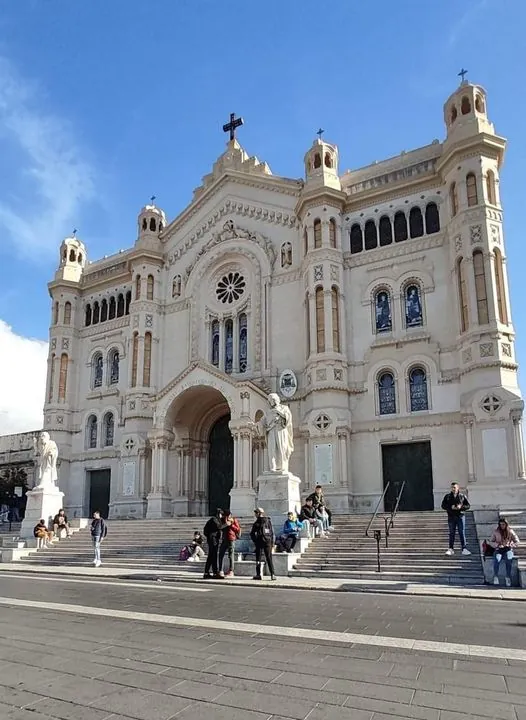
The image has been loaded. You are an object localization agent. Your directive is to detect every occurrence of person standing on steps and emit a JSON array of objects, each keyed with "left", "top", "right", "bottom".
[
  {"left": 90, "top": 510, "right": 107, "bottom": 568},
  {"left": 441, "top": 482, "right": 471, "bottom": 556},
  {"left": 250, "top": 507, "right": 276, "bottom": 581},
  {"left": 203, "top": 508, "right": 224, "bottom": 580}
]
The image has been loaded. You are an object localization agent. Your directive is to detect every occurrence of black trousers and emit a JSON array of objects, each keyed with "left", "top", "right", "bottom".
[
  {"left": 255, "top": 542, "right": 275, "bottom": 576},
  {"left": 204, "top": 541, "right": 219, "bottom": 575}
]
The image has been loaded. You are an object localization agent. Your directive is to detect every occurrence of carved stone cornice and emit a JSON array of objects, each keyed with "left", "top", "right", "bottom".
[
  {"left": 351, "top": 411, "right": 463, "bottom": 434},
  {"left": 273, "top": 269, "right": 301, "bottom": 286},
  {"left": 80, "top": 260, "right": 129, "bottom": 287},
  {"left": 344, "top": 175, "right": 441, "bottom": 213},
  {"left": 163, "top": 298, "right": 191, "bottom": 315},
  {"left": 80, "top": 316, "right": 130, "bottom": 338},
  {"left": 344, "top": 233, "right": 444, "bottom": 268}
]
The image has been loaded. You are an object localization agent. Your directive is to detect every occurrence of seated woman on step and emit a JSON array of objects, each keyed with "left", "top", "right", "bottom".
[
  {"left": 489, "top": 517, "right": 520, "bottom": 587},
  {"left": 34, "top": 519, "right": 53, "bottom": 549},
  {"left": 276, "top": 512, "right": 303, "bottom": 553},
  {"left": 186, "top": 531, "right": 206, "bottom": 562}
]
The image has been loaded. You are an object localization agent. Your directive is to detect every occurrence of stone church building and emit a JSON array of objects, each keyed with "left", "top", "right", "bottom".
[{"left": 42, "top": 78, "right": 525, "bottom": 519}]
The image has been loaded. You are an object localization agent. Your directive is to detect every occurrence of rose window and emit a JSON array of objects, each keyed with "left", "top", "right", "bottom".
[
  {"left": 216, "top": 272, "right": 246, "bottom": 304},
  {"left": 481, "top": 395, "right": 502, "bottom": 414}
]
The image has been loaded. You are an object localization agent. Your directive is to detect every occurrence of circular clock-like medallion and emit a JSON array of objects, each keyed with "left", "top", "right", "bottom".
[{"left": 216, "top": 272, "right": 246, "bottom": 304}]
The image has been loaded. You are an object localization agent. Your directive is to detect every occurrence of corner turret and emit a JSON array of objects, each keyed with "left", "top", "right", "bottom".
[{"left": 55, "top": 234, "right": 86, "bottom": 283}]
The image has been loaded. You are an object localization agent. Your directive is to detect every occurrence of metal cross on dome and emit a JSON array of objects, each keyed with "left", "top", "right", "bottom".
[
  {"left": 223, "top": 113, "right": 244, "bottom": 142},
  {"left": 458, "top": 68, "right": 468, "bottom": 83},
  {"left": 316, "top": 128, "right": 324, "bottom": 140}
]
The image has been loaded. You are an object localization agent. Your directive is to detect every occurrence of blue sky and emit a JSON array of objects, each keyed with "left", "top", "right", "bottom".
[{"left": 0, "top": 0, "right": 524, "bottom": 432}]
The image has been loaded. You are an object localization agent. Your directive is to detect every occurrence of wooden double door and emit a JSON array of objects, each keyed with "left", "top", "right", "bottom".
[{"left": 382, "top": 441, "right": 434, "bottom": 512}]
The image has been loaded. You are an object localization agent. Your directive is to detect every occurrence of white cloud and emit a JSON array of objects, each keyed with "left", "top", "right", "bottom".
[
  {"left": 0, "top": 320, "right": 47, "bottom": 435},
  {"left": 0, "top": 56, "right": 96, "bottom": 257},
  {"left": 448, "top": 0, "right": 490, "bottom": 47}
]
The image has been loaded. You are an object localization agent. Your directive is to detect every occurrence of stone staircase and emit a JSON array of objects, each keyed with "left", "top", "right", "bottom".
[{"left": 291, "top": 511, "right": 485, "bottom": 586}]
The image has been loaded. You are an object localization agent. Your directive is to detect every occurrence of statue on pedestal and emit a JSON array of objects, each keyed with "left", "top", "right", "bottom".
[
  {"left": 33, "top": 432, "right": 59, "bottom": 490},
  {"left": 257, "top": 393, "right": 294, "bottom": 474}
]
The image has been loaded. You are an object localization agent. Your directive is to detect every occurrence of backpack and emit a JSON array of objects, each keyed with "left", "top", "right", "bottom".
[
  {"left": 179, "top": 546, "right": 190, "bottom": 561},
  {"left": 482, "top": 540, "right": 494, "bottom": 558}
]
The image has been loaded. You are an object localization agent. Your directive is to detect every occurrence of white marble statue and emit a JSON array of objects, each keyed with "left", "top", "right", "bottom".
[
  {"left": 33, "top": 432, "right": 59, "bottom": 490},
  {"left": 257, "top": 393, "right": 294, "bottom": 474}
]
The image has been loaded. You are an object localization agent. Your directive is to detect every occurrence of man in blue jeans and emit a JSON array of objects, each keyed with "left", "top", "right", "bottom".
[{"left": 441, "top": 482, "right": 471, "bottom": 556}]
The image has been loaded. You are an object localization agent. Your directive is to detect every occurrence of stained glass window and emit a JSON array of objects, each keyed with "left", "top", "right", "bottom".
[
  {"left": 409, "top": 368, "right": 428, "bottom": 412},
  {"left": 225, "top": 319, "right": 233, "bottom": 374},
  {"left": 211, "top": 321, "right": 220, "bottom": 366},
  {"left": 103, "top": 413, "right": 114, "bottom": 447},
  {"left": 239, "top": 314, "right": 247, "bottom": 373},
  {"left": 378, "top": 372, "right": 396, "bottom": 415},
  {"left": 87, "top": 415, "right": 97, "bottom": 449},
  {"left": 110, "top": 351, "right": 119, "bottom": 384}
]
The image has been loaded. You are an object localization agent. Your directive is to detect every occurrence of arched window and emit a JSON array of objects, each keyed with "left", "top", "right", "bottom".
[
  {"left": 149, "top": 218, "right": 156, "bottom": 232},
  {"left": 211, "top": 320, "right": 220, "bottom": 366},
  {"left": 379, "top": 216, "right": 393, "bottom": 246},
  {"left": 109, "top": 350, "right": 119, "bottom": 385},
  {"left": 364, "top": 220, "right": 378, "bottom": 250},
  {"left": 457, "top": 258, "right": 469, "bottom": 332},
  {"left": 85, "top": 304, "right": 92, "bottom": 327},
  {"left": 329, "top": 218, "right": 337, "bottom": 248},
  {"left": 224, "top": 319, "right": 233, "bottom": 374},
  {"left": 93, "top": 353, "right": 103, "bottom": 388},
  {"left": 131, "top": 332, "right": 139, "bottom": 387},
  {"left": 486, "top": 170, "right": 496, "bottom": 205},
  {"left": 331, "top": 287, "right": 340, "bottom": 353},
  {"left": 303, "top": 228, "right": 308, "bottom": 255},
  {"left": 315, "top": 287, "right": 325, "bottom": 353},
  {"left": 48, "top": 354, "right": 56, "bottom": 402},
  {"left": 143, "top": 332, "right": 152, "bottom": 386},
  {"left": 93, "top": 301, "right": 100, "bottom": 325},
  {"left": 100, "top": 298, "right": 108, "bottom": 323},
  {"left": 350, "top": 224, "right": 363, "bottom": 254},
  {"left": 103, "top": 412, "right": 114, "bottom": 447},
  {"left": 58, "top": 353, "right": 68, "bottom": 403},
  {"left": 405, "top": 285, "right": 423, "bottom": 327},
  {"left": 425, "top": 202, "right": 440, "bottom": 234},
  {"left": 280, "top": 242, "right": 292, "bottom": 267},
  {"left": 147, "top": 274, "right": 154, "bottom": 300},
  {"left": 375, "top": 290, "right": 392, "bottom": 333},
  {"left": 394, "top": 211, "right": 408, "bottom": 242},
  {"left": 313, "top": 153, "right": 321, "bottom": 169},
  {"left": 473, "top": 250, "right": 489, "bottom": 325},
  {"left": 313, "top": 219, "right": 322, "bottom": 249},
  {"left": 69, "top": 249, "right": 76, "bottom": 262},
  {"left": 324, "top": 152, "right": 333, "bottom": 168},
  {"left": 117, "top": 294, "right": 124, "bottom": 317},
  {"left": 53, "top": 301, "right": 59, "bottom": 325},
  {"left": 409, "top": 367, "right": 429, "bottom": 412},
  {"left": 450, "top": 182, "right": 458, "bottom": 217},
  {"left": 461, "top": 96, "right": 471, "bottom": 115},
  {"left": 450, "top": 105, "right": 458, "bottom": 123},
  {"left": 494, "top": 249, "right": 508, "bottom": 324},
  {"left": 125, "top": 291, "right": 131, "bottom": 315},
  {"left": 239, "top": 313, "right": 248, "bottom": 372},
  {"left": 108, "top": 296, "right": 116, "bottom": 320},
  {"left": 63, "top": 302, "right": 72, "bottom": 325},
  {"left": 409, "top": 207, "right": 424, "bottom": 238},
  {"left": 87, "top": 415, "right": 97, "bottom": 449},
  {"left": 135, "top": 274, "right": 141, "bottom": 300},
  {"left": 172, "top": 275, "right": 182, "bottom": 298},
  {"left": 466, "top": 173, "right": 478, "bottom": 206},
  {"left": 142, "top": 218, "right": 147, "bottom": 231},
  {"left": 475, "top": 94, "right": 485, "bottom": 113},
  {"left": 78, "top": 253, "right": 83, "bottom": 264},
  {"left": 378, "top": 372, "right": 396, "bottom": 415}
]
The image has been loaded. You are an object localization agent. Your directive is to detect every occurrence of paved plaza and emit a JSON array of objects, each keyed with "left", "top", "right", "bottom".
[{"left": 0, "top": 572, "right": 524, "bottom": 719}]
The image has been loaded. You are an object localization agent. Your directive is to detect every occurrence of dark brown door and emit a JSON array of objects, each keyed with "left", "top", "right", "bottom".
[
  {"left": 208, "top": 414, "right": 233, "bottom": 515},
  {"left": 89, "top": 469, "right": 111, "bottom": 518},
  {"left": 382, "top": 441, "right": 433, "bottom": 512}
]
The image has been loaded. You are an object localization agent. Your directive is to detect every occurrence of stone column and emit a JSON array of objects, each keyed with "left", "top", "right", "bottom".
[
  {"left": 485, "top": 251, "right": 497, "bottom": 324},
  {"left": 146, "top": 431, "right": 174, "bottom": 518},
  {"left": 464, "top": 256, "right": 478, "bottom": 328},
  {"left": 338, "top": 430, "right": 349, "bottom": 489},
  {"left": 229, "top": 418, "right": 256, "bottom": 516},
  {"left": 218, "top": 320, "right": 225, "bottom": 372},
  {"left": 463, "top": 417, "right": 476, "bottom": 484},
  {"left": 303, "top": 434, "right": 310, "bottom": 487},
  {"left": 512, "top": 414, "right": 526, "bottom": 480},
  {"left": 307, "top": 292, "right": 316, "bottom": 357}
]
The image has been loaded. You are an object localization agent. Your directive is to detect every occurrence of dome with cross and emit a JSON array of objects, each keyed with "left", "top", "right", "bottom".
[
  {"left": 137, "top": 197, "right": 167, "bottom": 239},
  {"left": 304, "top": 134, "right": 340, "bottom": 191}
]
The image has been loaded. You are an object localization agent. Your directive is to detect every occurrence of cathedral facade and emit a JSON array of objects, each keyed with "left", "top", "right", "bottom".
[{"left": 43, "top": 79, "right": 526, "bottom": 520}]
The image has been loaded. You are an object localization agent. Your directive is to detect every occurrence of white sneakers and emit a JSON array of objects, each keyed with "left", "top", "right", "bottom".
[
  {"left": 462, "top": 548, "right": 471, "bottom": 556},
  {"left": 95, "top": 560, "right": 101, "bottom": 568},
  {"left": 493, "top": 576, "right": 500, "bottom": 585},
  {"left": 445, "top": 549, "right": 454, "bottom": 556},
  {"left": 506, "top": 578, "right": 512, "bottom": 587}
]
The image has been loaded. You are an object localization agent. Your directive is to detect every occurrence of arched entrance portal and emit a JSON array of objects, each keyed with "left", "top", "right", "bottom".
[{"left": 208, "top": 414, "right": 233, "bottom": 514}]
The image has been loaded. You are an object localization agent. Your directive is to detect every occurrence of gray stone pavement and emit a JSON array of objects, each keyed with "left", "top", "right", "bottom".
[{"left": 0, "top": 573, "right": 525, "bottom": 719}]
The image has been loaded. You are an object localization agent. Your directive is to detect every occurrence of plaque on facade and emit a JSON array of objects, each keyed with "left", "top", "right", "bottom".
[
  {"left": 314, "top": 443, "right": 333, "bottom": 485},
  {"left": 279, "top": 369, "right": 298, "bottom": 399},
  {"left": 482, "top": 428, "right": 509, "bottom": 478},
  {"left": 122, "top": 461, "right": 136, "bottom": 496}
]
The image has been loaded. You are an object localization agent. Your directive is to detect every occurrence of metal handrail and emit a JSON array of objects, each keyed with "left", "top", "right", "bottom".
[
  {"left": 384, "top": 480, "right": 406, "bottom": 549},
  {"left": 365, "top": 481, "right": 391, "bottom": 538}
]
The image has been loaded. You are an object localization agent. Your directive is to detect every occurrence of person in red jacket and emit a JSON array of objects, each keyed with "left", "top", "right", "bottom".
[{"left": 219, "top": 510, "right": 241, "bottom": 577}]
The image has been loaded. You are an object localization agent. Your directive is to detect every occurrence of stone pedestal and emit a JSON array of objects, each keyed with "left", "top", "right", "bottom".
[
  {"left": 146, "top": 492, "right": 172, "bottom": 519},
  {"left": 172, "top": 496, "right": 189, "bottom": 517},
  {"left": 229, "top": 487, "right": 257, "bottom": 517},
  {"left": 20, "top": 487, "right": 64, "bottom": 539},
  {"left": 256, "top": 471, "right": 301, "bottom": 528}
]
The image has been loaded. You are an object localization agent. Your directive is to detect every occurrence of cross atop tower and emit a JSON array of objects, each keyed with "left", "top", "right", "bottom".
[
  {"left": 223, "top": 113, "right": 244, "bottom": 142},
  {"left": 72, "top": 228, "right": 77, "bottom": 237},
  {"left": 458, "top": 67, "right": 468, "bottom": 84},
  {"left": 150, "top": 195, "right": 156, "bottom": 205},
  {"left": 316, "top": 128, "right": 324, "bottom": 140}
]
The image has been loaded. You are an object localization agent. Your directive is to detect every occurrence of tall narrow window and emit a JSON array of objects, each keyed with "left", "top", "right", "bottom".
[
  {"left": 378, "top": 372, "right": 396, "bottom": 415},
  {"left": 150, "top": 218, "right": 156, "bottom": 232},
  {"left": 315, "top": 287, "right": 325, "bottom": 353},
  {"left": 486, "top": 170, "right": 496, "bottom": 205},
  {"left": 135, "top": 274, "right": 141, "bottom": 300},
  {"left": 58, "top": 353, "right": 68, "bottom": 403},
  {"left": 93, "top": 353, "right": 103, "bottom": 388},
  {"left": 364, "top": 220, "right": 378, "bottom": 250},
  {"left": 87, "top": 415, "right": 98, "bottom": 449},
  {"left": 63, "top": 302, "right": 72, "bottom": 325},
  {"left": 103, "top": 412, "right": 114, "bottom": 447},
  {"left": 394, "top": 211, "right": 408, "bottom": 242},
  {"left": 108, "top": 296, "right": 116, "bottom": 320},
  {"left": 239, "top": 313, "right": 248, "bottom": 372},
  {"left": 329, "top": 219, "right": 337, "bottom": 248},
  {"left": 93, "top": 301, "right": 100, "bottom": 325},
  {"left": 224, "top": 319, "right": 233, "bottom": 373},
  {"left": 85, "top": 304, "right": 92, "bottom": 326},
  {"left": 303, "top": 228, "right": 308, "bottom": 255},
  {"left": 375, "top": 290, "right": 392, "bottom": 333},
  {"left": 466, "top": 173, "right": 478, "bottom": 206},
  {"left": 147, "top": 274, "right": 154, "bottom": 300},
  {"left": 379, "top": 216, "right": 393, "bottom": 246},
  {"left": 313, "top": 219, "right": 322, "bottom": 249},
  {"left": 131, "top": 332, "right": 139, "bottom": 388},
  {"left": 457, "top": 257, "right": 469, "bottom": 332},
  {"left": 48, "top": 354, "right": 56, "bottom": 402},
  {"left": 405, "top": 285, "right": 423, "bottom": 328},
  {"left": 100, "top": 298, "right": 108, "bottom": 322},
  {"left": 350, "top": 224, "right": 363, "bottom": 254},
  {"left": 117, "top": 294, "right": 124, "bottom": 317},
  {"left": 331, "top": 287, "right": 340, "bottom": 353},
  {"left": 305, "top": 294, "right": 310, "bottom": 358},
  {"left": 461, "top": 96, "right": 471, "bottom": 115},
  {"left": 494, "top": 249, "right": 508, "bottom": 324},
  {"left": 125, "top": 291, "right": 131, "bottom": 315},
  {"left": 109, "top": 350, "right": 119, "bottom": 384},
  {"left": 409, "top": 367, "right": 429, "bottom": 412},
  {"left": 450, "top": 182, "right": 458, "bottom": 217},
  {"left": 211, "top": 320, "right": 220, "bottom": 366},
  {"left": 473, "top": 250, "right": 489, "bottom": 325},
  {"left": 409, "top": 207, "right": 424, "bottom": 238},
  {"left": 143, "top": 332, "right": 152, "bottom": 386},
  {"left": 425, "top": 202, "right": 440, "bottom": 234},
  {"left": 53, "top": 302, "right": 59, "bottom": 325}
]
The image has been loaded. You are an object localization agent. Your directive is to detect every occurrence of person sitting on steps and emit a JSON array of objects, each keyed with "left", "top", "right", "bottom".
[
  {"left": 306, "top": 485, "right": 334, "bottom": 531},
  {"left": 441, "top": 482, "right": 471, "bottom": 556},
  {"left": 250, "top": 507, "right": 276, "bottom": 581},
  {"left": 299, "top": 498, "right": 326, "bottom": 538},
  {"left": 53, "top": 509, "right": 72, "bottom": 539},
  {"left": 276, "top": 511, "right": 303, "bottom": 553},
  {"left": 489, "top": 517, "right": 520, "bottom": 587},
  {"left": 34, "top": 519, "right": 53, "bottom": 549},
  {"left": 186, "top": 531, "right": 205, "bottom": 562}
]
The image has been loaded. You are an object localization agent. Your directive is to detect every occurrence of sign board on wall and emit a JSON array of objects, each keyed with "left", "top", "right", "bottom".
[
  {"left": 482, "top": 428, "right": 509, "bottom": 477},
  {"left": 314, "top": 443, "right": 333, "bottom": 485},
  {"left": 122, "top": 462, "right": 136, "bottom": 497}
]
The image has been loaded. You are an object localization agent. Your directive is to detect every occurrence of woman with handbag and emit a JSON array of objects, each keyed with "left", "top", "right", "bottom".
[{"left": 489, "top": 517, "right": 520, "bottom": 587}]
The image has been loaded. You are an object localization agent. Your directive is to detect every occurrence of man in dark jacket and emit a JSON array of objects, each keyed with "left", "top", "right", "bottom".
[
  {"left": 306, "top": 485, "right": 334, "bottom": 529},
  {"left": 219, "top": 510, "right": 241, "bottom": 577},
  {"left": 299, "top": 498, "right": 325, "bottom": 537},
  {"left": 250, "top": 507, "right": 276, "bottom": 581},
  {"left": 441, "top": 483, "right": 471, "bottom": 556},
  {"left": 203, "top": 508, "right": 224, "bottom": 579}
]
